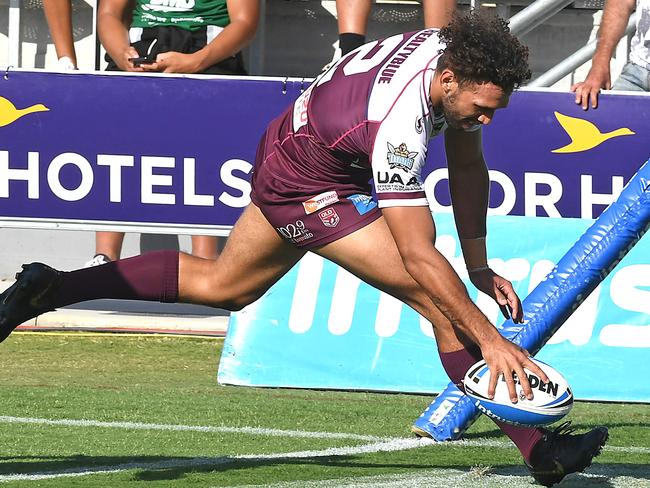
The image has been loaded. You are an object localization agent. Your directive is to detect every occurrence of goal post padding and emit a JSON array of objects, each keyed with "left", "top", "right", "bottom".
[{"left": 414, "top": 158, "right": 650, "bottom": 441}]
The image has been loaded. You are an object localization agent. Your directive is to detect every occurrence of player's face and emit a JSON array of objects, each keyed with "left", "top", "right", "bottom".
[{"left": 441, "top": 80, "right": 510, "bottom": 130}]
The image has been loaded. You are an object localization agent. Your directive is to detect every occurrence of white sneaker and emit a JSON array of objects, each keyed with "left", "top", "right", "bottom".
[
  {"left": 84, "top": 254, "right": 111, "bottom": 268},
  {"left": 57, "top": 56, "right": 77, "bottom": 71}
]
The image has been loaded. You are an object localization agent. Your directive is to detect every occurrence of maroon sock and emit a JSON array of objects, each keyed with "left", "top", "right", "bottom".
[
  {"left": 438, "top": 346, "right": 544, "bottom": 463},
  {"left": 51, "top": 250, "right": 179, "bottom": 308}
]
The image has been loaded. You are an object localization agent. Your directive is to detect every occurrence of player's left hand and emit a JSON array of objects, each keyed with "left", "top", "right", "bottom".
[
  {"left": 468, "top": 268, "right": 524, "bottom": 323},
  {"left": 141, "top": 51, "right": 202, "bottom": 74}
]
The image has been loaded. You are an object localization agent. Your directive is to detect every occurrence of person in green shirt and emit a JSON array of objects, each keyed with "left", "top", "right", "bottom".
[
  {"left": 98, "top": 0, "right": 259, "bottom": 74},
  {"left": 87, "top": 0, "right": 259, "bottom": 268}
]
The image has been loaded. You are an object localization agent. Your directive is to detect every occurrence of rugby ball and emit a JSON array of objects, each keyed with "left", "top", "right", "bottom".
[{"left": 462, "top": 358, "right": 573, "bottom": 426}]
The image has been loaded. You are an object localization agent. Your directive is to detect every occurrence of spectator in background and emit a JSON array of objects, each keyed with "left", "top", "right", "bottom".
[
  {"left": 571, "top": 0, "right": 644, "bottom": 110},
  {"left": 43, "top": 0, "right": 77, "bottom": 70},
  {"left": 86, "top": 0, "right": 260, "bottom": 267},
  {"left": 335, "top": 0, "right": 456, "bottom": 56}
]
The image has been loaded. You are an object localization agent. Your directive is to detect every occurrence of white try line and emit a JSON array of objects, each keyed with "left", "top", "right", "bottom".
[
  {"left": 1, "top": 415, "right": 648, "bottom": 483},
  {"left": 1, "top": 415, "right": 648, "bottom": 454}
]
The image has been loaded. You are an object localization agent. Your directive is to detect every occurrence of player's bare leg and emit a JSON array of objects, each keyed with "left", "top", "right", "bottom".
[
  {"left": 315, "top": 215, "right": 608, "bottom": 480},
  {"left": 315, "top": 215, "right": 469, "bottom": 352},
  {"left": 179, "top": 204, "right": 305, "bottom": 309},
  {"left": 318, "top": 217, "right": 607, "bottom": 484},
  {"left": 0, "top": 204, "right": 304, "bottom": 341}
]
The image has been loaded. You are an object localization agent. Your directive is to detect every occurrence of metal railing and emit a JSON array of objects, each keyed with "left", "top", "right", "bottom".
[
  {"left": 529, "top": 14, "right": 637, "bottom": 87},
  {"left": 509, "top": 0, "right": 576, "bottom": 36}
]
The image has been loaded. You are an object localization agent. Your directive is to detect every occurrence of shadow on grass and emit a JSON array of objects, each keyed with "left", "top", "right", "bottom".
[
  {"left": 464, "top": 419, "right": 641, "bottom": 440},
  {"left": 0, "top": 454, "right": 646, "bottom": 486}
]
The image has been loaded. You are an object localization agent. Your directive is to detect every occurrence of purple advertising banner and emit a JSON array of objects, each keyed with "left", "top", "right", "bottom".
[
  {"left": 0, "top": 70, "right": 303, "bottom": 234},
  {"left": 425, "top": 90, "right": 650, "bottom": 219},
  {"left": 1, "top": 70, "right": 650, "bottom": 232}
]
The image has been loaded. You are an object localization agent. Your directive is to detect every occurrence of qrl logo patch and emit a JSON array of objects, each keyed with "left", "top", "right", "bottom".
[{"left": 318, "top": 208, "right": 340, "bottom": 227}]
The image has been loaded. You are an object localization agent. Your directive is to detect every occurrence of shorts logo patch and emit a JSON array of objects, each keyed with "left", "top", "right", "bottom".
[
  {"left": 348, "top": 194, "right": 377, "bottom": 215},
  {"left": 276, "top": 219, "right": 314, "bottom": 244},
  {"left": 302, "top": 191, "right": 339, "bottom": 215},
  {"left": 318, "top": 208, "right": 340, "bottom": 228}
]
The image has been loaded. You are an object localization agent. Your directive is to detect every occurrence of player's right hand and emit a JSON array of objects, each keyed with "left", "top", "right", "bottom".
[
  {"left": 480, "top": 337, "right": 550, "bottom": 403},
  {"left": 571, "top": 66, "right": 611, "bottom": 110}
]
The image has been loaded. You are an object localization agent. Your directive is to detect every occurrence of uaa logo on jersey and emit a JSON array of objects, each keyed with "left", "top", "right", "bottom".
[{"left": 387, "top": 142, "right": 418, "bottom": 171}]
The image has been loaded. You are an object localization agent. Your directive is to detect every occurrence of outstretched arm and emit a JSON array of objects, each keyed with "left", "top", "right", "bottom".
[
  {"left": 382, "top": 205, "right": 546, "bottom": 402},
  {"left": 445, "top": 126, "right": 523, "bottom": 323},
  {"left": 571, "top": 0, "right": 636, "bottom": 110}
]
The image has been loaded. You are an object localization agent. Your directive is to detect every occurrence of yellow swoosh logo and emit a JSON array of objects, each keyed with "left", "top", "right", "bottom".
[
  {"left": 552, "top": 111, "right": 634, "bottom": 153},
  {"left": 0, "top": 96, "right": 49, "bottom": 128}
]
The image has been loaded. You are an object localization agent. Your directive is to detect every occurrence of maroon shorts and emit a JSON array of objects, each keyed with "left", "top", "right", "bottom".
[{"left": 250, "top": 133, "right": 381, "bottom": 250}]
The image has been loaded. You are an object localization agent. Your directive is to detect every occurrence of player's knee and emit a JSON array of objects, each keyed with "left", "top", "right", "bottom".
[
  {"left": 192, "top": 272, "right": 263, "bottom": 311},
  {"left": 215, "top": 293, "right": 258, "bottom": 312},
  {"left": 220, "top": 299, "right": 247, "bottom": 312}
]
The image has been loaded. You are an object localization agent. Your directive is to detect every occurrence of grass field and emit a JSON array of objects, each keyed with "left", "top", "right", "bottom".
[{"left": 0, "top": 333, "right": 648, "bottom": 487}]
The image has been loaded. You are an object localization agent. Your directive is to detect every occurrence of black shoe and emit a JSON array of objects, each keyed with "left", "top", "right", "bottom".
[
  {"left": 526, "top": 421, "right": 608, "bottom": 486},
  {"left": 0, "top": 263, "right": 62, "bottom": 343}
]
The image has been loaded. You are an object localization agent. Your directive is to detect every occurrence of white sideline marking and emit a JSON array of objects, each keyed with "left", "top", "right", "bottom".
[
  {"left": 0, "top": 438, "right": 434, "bottom": 482},
  {"left": 0, "top": 415, "right": 384, "bottom": 442}
]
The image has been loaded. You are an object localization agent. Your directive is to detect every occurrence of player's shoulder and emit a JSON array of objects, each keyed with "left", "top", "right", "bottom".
[{"left": 367, "top": 29, "right": 443, "bottom": 122}]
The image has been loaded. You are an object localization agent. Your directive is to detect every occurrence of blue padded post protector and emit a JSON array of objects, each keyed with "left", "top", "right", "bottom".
[{"left": 414, "top": 159, "right": 650, "bottom": 441}]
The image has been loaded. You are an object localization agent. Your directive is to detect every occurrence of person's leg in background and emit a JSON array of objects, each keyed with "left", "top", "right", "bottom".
[
  {"left": 42, "top": 0, "right": 78, "bottom": 70},
  {"left": 422, "top": 0, "right": 456, "bottom": 28},
  {"left": 85, "top": 231, "right": 125, "bottom": 267},
  {"left": 334, "top": 0, "right": 457, "bottom": 59},
  {"left": 336, "top": 0, "right": 371, "bottom": 56},
  {"left": 89, "top": 233, "right": 220, "bottom": 266},
  {"left": 612, "top": 61, "right": 650, "bottom": 92},
  {"left": 190, "top": 236, "right": 219, "bottom": 260}
]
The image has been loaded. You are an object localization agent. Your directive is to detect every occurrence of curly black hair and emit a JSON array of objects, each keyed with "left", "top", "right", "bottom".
[{"left": 436, "top": 11, "right": 531, "bottom": 93}]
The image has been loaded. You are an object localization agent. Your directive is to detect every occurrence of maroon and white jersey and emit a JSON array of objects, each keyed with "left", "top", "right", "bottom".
[{"left": 263, "top": 29, "right": 449, "bottom": 208}]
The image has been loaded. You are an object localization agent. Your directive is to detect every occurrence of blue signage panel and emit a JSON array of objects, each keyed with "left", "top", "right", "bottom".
[{"left": 219, "top": 213, "right": 650, "bottom": 402}]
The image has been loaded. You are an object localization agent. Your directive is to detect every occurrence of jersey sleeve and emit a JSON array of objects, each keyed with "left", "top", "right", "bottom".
[{"left": 370, "top": 79, "right": 430, "bottom": 208}]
